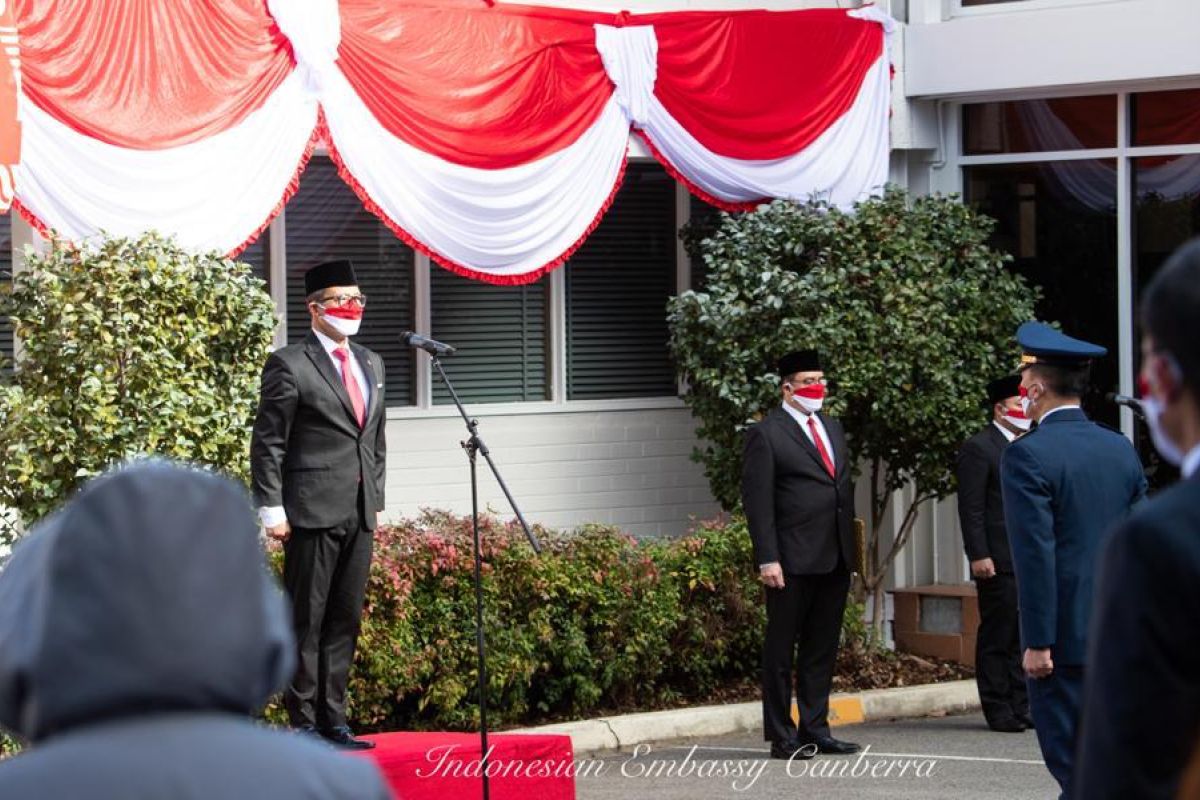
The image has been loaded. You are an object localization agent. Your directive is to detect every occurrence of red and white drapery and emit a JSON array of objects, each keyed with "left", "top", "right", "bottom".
[
  {"left": 11, "top": 0, "right": 893, "bottom": 285},
  {"left": 0, "top": 1, "right": 19, "bottom": 212}
]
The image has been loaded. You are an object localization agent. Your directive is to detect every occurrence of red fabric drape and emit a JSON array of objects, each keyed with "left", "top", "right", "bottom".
[
  {"left": 647, "top": 9, "right": 882, "bottom": 160},
  {"left": 337, "top": 0, "right": 612, "bottom": 169},
  {"left": 13, "top": 0, "right": 294, "bottom": 149}
]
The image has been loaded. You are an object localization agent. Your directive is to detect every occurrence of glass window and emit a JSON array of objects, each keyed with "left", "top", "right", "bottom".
[
  {"left": 965, "top": 160, "right": 1120, "bottom": 427},
  {"left": 1133, "top": 153, "right": 1200, "bottom": 482},
  {"left": 564, "top": 161, "right": 677, "bottom": 400},
  {"left": 1131, "top": 89, "right": 1200, "bottom": 147},
  {"left": 429, "top": 266, "right": 549, "bottom": 404},
  {"left": 963, "top": 96, "right": 1116, "bottom": 155},
  {"left": 284, "top": 155, "right": 415, "bottom": 407}
]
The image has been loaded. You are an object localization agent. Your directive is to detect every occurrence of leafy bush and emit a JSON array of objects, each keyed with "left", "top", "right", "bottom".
[
  {"left": 265, "top": 512, "right": 772, "bottom": 731},
  {"left": 669, "top": 188, "right": 1039, "bottom": 631},
  {"left": 0, "top": 233, "right": 276, "bottom": 540}
]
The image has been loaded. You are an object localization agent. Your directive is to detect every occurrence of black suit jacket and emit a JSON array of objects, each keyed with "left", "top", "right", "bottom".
[
  {"left": 741, "top": 406, "right": 855, "bottom": 575},
  {"left": 1075, "top": 472, "right": 1200, "bottom": 800},
  {"left": 956, "top": 424, "right": 1014, "bottom": 573},
  {"left": 250, "top": 332, "right": 387, "bottom": 531}
]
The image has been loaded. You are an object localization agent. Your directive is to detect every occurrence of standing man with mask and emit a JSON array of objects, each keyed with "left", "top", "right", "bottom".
[
  {"left": 1000, "top": 322, "right": 1146, "bottom": 798},
  {"left": 1075, "top": 238, "right": 1200, "bottom": 799},
  {"left": 742, "top": 350, "right": 859, "bottom": 762},
  {"left": 956, "top": 374, "right": 1032, "bottom": 734},
  {"left": 251, "top": 260, "right": 387, "bottom": 750}
]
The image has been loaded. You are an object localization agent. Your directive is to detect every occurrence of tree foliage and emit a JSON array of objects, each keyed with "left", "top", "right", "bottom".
[
  {"left": 0, "top": 233, "right": 276, "bottom": 539},
  {"left": 668, "top": 188, "right": 1039, "bottom": 624}
]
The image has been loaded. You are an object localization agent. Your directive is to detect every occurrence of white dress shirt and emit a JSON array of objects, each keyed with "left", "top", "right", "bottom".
[
  {"left": 992, "top": 420, "right": 1019, "bottom": 443},
  {"left": 258, "top": 329, "right": 371, "bottom": 528},
  {"left": 1038, "top": 404, "right": 1081, "bottom": 423},
  {"left": 1182, "top": 444, "right": 1200, "bottom": 480}
]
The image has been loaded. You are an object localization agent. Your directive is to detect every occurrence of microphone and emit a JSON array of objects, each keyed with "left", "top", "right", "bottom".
[
  {"left": 402, "top": 331, "right": 456, "bottom": 357},
  {"left": 1106, "top": 392, "right": 1145, "bottom": 419}
]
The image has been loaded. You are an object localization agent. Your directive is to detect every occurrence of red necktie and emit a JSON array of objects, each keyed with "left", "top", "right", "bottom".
[
  {"left": 807, "top": 416, "right": 835, "bottom": 477},
  {"left": 332, "top": 347, "right": 366, "bottom": 428}
]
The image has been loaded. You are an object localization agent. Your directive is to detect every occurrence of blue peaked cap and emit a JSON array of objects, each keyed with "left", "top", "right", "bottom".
[{"left": 1016, "top": 321, "right": 1107, "bottom": 368}]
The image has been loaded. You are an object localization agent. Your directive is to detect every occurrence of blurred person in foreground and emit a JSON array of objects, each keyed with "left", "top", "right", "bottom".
[
  {"left": 0, "top": 460, "right": 389, "bottom": 800},
  {"left": 1000, "top": 321, "right": 1146, "bottom": 799},
  {"left": 1075, "top": 238, "right": 1200, "bottom": 799}
]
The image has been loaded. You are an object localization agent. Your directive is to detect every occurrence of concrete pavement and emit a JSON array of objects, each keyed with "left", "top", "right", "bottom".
[{"left": 573, "top": 712, "right": 1057, "bottom": 799}]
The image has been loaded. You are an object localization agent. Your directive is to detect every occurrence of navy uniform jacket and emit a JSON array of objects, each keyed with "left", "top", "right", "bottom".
[
  {"left": 1074, "top": 471, "right": 1200, "bottom": 799},
  {"left": 999, "top": 408, "right": 1146, "bottom": 664}
]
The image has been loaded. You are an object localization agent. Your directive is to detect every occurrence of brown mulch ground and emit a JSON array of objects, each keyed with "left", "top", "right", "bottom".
[{"left": 832, "top": 642, "right": 974, "bottom": 693}]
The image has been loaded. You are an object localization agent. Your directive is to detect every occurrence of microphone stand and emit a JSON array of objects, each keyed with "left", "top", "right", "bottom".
[{"left": 425, "top": 352, "right": 541, "bottom": 800}]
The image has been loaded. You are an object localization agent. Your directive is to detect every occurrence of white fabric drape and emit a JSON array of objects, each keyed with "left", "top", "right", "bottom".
[
  {"left": 593, "top": 23, "right": 891, "bottom": 211},
  {"left": 15, "top": 70, "right": 317, "bottom": 253},
  {"left": 322, "top": 64, "right": 630, "bottom": 278}
]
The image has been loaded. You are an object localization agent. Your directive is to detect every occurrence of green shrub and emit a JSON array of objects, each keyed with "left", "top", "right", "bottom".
[
  {"left": 265, "top": 511, "right": 769, "bottom": 732},
  {"left": 0, "top": 233, "right": 276, "bottom": 541},
  {"left": 669, "top": 187, "right": 1038, "bottom": 632}
]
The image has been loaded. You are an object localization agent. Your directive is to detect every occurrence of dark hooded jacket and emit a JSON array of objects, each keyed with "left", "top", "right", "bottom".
[{"left": 0, "top": 461, "right": 390, "bottom": 800}]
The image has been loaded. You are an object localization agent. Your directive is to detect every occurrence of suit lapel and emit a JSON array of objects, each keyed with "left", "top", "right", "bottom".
[
  {"left": 304, "top": 333, "right": 359, "bottom": 429},
  {"left": 774, "top": 408, "right": 835, "bottom": 482}
]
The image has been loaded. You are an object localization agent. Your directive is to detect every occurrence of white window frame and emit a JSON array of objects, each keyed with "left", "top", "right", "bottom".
[
  {"left": 935, "top": 87, "right": 1200, "bottom": 440},
  {"left": 269, "top": 148, "right": 692, "bottom": 418},
  {"left": 947, "top": 0, "right": 1125, "bottom": 20}
]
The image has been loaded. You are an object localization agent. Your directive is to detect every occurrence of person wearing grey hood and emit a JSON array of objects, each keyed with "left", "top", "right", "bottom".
[{"left": 0, "top": 460, "right": 391, "bottom": 800}]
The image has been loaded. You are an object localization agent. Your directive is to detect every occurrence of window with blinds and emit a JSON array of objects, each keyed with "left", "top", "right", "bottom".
[
  {"left": 687, "top": 194, "right": 724, "bottom": 292},
  {"left": 564, "top": 161, "right": 678, "bottom": 400},
  {"left": 284, "top": 156, "right": 415, "bottom": 407},
  {"left": 238, "top": 233, "right": 269, "bottom": 286},
  {"left": 430, "top": 265, "right": 548, "bottom": 405},
  {"left": 0, "top": 214, "right": 11, "bottom": 373}
]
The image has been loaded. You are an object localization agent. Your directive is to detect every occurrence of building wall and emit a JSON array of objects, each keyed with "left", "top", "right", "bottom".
[{"left": 383, "top": 402, "right": 720, "bottom": 537}]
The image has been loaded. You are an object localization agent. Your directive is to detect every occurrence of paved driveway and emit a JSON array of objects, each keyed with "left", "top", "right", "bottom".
[{"left": 574, "top": 712, "right": 1058, "bottom": 799}]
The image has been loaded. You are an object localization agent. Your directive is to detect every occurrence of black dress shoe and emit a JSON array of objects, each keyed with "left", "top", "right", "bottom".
[
  {"left": 806, "top": 735, "right": 861, "bottom": 755},
  {"left": 770, "top": 740, "right": 817, "bottom": 760},
  {"left": 322, "top": 725, "right": 376, "bottom": 750},
  {"left": 986, "top": 715, "right": 1026, "bottom": 733},
  {"left": 1013, "top": 711, "right": 1035, "bottom": 729},
  {"left": 294, "top": 724, "right": 326, "bottom": 741}
]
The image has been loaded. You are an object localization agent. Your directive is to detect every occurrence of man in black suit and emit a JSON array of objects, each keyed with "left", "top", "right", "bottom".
[
  {"left": 251, "top": 260, "right": 387, "bottom": 750},
  {"left": 1075, "top": 238, "right": 1200, "bottom": 799},
  {"left": 742, "top": 350, "right": 859, "bottom": 761},
  {"left": 956, "top": 374, "right": 1033, "bottom": 733}
]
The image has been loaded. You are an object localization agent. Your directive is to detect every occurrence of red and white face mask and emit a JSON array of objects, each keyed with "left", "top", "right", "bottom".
[
  {"left": 789, "top": 381, "right": 826, "bottom": 413},
  {"left": 319, "top": 303, "right": 363, "bottom": 337},
  {"left": 1002, "top": 403, "right": 1031, "bottom": 432}
]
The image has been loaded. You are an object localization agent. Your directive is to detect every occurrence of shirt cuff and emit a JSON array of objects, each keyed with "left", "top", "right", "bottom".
[
  {"left": 759, "top": 562, "right": 780, "bottom": 570},
  {"left": 259, "top": 506, "right": 287, "bottom": 528}
]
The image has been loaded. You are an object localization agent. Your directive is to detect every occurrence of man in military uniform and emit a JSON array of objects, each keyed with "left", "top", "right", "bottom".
[
  {"left": 1000, "top": 321, "right": 1146, "bottom": 798},
  {"left": 956, "top": 374, "right": 1032, "bottom": 733}
]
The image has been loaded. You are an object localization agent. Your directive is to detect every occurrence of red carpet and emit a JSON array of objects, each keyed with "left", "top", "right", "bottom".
[{"left": 355, "top": 732, "right": 577, "bottom": 800}]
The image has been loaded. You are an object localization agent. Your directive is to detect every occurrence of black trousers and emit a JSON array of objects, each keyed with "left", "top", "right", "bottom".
[
  {"left": 282, "top": 512, "right": 374, "bottom": 730},
  {"left": 974, "top": 573, "right": 1028, "bottom": 721},
  {"left": 762, "top": 564, "right": 850, "bottom": 744}
]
